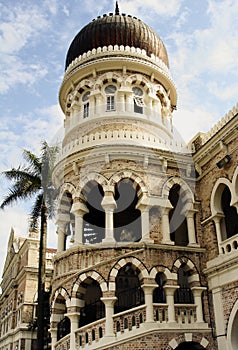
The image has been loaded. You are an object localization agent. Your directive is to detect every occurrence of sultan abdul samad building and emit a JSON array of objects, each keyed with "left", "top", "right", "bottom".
[{"left": 1, "top": 3, "right": 238, "bottom": 350}]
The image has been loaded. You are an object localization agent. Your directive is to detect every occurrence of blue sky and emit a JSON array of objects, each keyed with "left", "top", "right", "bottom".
[{"left": 0, "top": 0, "right": 238, "bottom": 278}]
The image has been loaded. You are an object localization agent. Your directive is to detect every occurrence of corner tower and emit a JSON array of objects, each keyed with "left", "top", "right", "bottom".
[{"left": 51, "top": 5, "right": 214, "bottom": 350}]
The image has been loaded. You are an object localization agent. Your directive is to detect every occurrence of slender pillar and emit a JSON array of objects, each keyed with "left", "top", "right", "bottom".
[
  {"left": 71, "top": 201, "right": 88, "bottom": 245},
  {"left": 161, "top": 208, "right": 174, "bottom": 245},
  {"left": 191, "top": 286, "right": 206, "bottom": 323},
  {"left": 101, "top": 191, "right": 117, "bottom": 243},
  {"left": 100, "top": 297, "right": 117, "bottom": 338},
  {"left": 65, "top": 312, "right": 80, "bottom": 350},
  {"left": 56, "top": 219, "right": 68, "bottom": 253},
  {"left": 142, "top": 284, "right": 157, "bottom": 323},
  {"left": 187, "top": 210, "right": 199, "bottom": 246},
  {"left": 213, "top": 214, "right": 224, "bottom": 253},
  {"left": 164, "top": 285, "right": 179, "bottom": 323}
]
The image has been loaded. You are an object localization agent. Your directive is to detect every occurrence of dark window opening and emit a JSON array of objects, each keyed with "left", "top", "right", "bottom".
[
  {"left": 79, "top": 279, "right": 105, "bottom": 327},
  {"left": 57, "top": 316, "right": 70, "bottom": 341},
  {"left": 114, "top": 179, "right": 141, "bottom": 242},
  {"left": 169, "top": 184, "right": 188, "bottom": 246},
  {"left": 115, "top": 263, "right": 144, "bottom": 313},
  {"left": 174, "top": 264, "right": 194, "bottom": 304},
  {"left": 221, "top": 186, "right": 238, "bottom": 239},
  {"left": 83, "top": 182, "right": 105, "bottom": 244},
  {"left": 153, "top": 272, "right": 166, "bottom": 303}
]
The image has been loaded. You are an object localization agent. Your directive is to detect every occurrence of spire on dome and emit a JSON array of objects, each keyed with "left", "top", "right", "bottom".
[{"left": 115, "top": 1, "right": 120, "bottom": 15}]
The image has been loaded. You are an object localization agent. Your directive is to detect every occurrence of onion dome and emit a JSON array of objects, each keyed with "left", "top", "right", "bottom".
[{"left": 65, "top": 3, "right": 169, "bottom": 70}]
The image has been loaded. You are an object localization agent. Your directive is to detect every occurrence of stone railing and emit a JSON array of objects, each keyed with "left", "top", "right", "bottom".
[
  {"left": 55, "top": 334, "right": 70, "bottom": 350},
  {"left": 64, "top": 45, "right": 171, "bottom": 81},
  {"left": 55, "top": 128, "right": 189, "bottom": 164},
  {"left": 54, "top": 303, "right": 204, "bottom": 349},
  {"left": 153, "top": 304, "right": 168, "bottom": 322},
  {"left": 220, "top": 233, "right": 238, "bottom": 254},
  {"left": 175, "top": 304, "right": 196, "bottom": 324},
  {"left": 75, "top": 318, "right": 105, "bottom": 348},
  {"left": 113, "top": 305, "right": 146, "bottom": 334}
]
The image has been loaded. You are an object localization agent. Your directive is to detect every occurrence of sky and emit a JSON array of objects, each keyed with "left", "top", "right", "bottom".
[{"left": 0, "top": 0, "right": 238, "bottom": 279}]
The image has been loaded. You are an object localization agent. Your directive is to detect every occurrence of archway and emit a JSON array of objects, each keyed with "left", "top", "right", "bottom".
[{"left": 114, "top": 178, "right": 142, "bottom": 242}]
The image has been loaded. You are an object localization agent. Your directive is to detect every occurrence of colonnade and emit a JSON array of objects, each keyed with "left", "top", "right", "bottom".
[{"left": 56, "top": 192, "right": 198, "bottom": 252}]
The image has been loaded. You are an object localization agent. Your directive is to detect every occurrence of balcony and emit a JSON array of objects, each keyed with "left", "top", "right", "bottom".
[
  {"left": 220, "top": 233, "right": 238, "bottom": 255},
  {"left": 54, "top": 303, "right": 208, "bottom": 350}
]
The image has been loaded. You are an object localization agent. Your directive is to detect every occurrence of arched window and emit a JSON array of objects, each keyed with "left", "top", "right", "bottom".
[
  {"left": 114, "top": 179, "right": 142, "bottom": 242},
  {"left": 221, "top": 186, "right": 238, "bottom": 240},
  {"left": 105, "top": 85, "right": 117, "bottom": 111},
  {"left": 82, "top": 91, "right": 90, "bottom": 118},
  {"left": 115, "top": 263, "right": 144, "bottom": 313},
  {"left": 132, "top": 87, "right": 145, "bottom": 114},
  {"left": 169, "top": 184, "right": 188, "bottom": 246},
  {"left": 174, "top": 264, "right": 194, "bottom": 304}
]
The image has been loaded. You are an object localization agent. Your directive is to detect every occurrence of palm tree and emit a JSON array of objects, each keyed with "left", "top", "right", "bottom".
[{"left": 1, "top": 140, "right": 59, "bottom": 350}]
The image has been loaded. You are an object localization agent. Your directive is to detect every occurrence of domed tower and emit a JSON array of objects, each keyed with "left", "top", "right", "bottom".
[{"left": 50, "top": 4, "right": 213, "bottom": 350}]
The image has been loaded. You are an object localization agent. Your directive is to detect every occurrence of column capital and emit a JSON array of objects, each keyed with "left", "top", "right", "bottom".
[
  {"left": 191, "top": 286, "right": 207, "bottom": 296},
  {"left": 71, "top": 201, "right": 88, "bottom": 216},
  {"left": 101, "top": 191, "right": 117, "bottom": 211},
  {"left": 100, "top": 296, "right": 117, "bottom": 307},
  {"left": 164, "top": 285, "right": 179, "bottom": 295},
  {"left": 141, "top": 283, "right": 157, "bottom": 292}
]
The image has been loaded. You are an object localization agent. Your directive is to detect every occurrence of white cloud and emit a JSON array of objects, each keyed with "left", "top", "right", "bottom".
[
  {"left": 0, "top": 4, "right": 49, "bottom": 93},
  {"left": 173, "top": 107, "right": 215, "bottom": 142},
  {"left": 119, "top": 0, "right": 184, "bottom": 18}
]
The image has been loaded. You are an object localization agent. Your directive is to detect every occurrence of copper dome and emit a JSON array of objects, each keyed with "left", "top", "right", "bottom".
[{"left": 65, "top": 12, "right": 169, "bottom": 70}]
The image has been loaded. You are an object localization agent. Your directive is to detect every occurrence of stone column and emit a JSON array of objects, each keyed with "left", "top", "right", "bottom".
[
  {"left": 101, "top": 191, "right": 117, "bottom": 243},
  {"left": 191, "top": 286, "right": 206, "bottom": 323},
  {"left": 213, "top": 214, "right": 224, "bottom": 254},
  {"left": 161, "top": 207, "right": 174, "bottom": 245},
  {"left": 49, "top": 328, "right": 57, "bottom": 350},
  {"left": 142, "top": 284, "right": 157, "bottom": 323},
  {"left": 65, "top": 312, "right": 80, "bottom": 350},
  {"left": 137, "top": 203, "right": 153, "bottom": 243},
  {"left": 186, "top": 210, "right": 199, "bottom": 246},
  {"left": 56, "top": 215, "right": 69, "bottom": 252},
  {"left": 164, "top": 285, "right": 179, "bottom": 323},
  {"left": 71, "top": 201, "right": 89, "bottom": 245},
  {"left": 100, "top": 297, "right": 117, "bottom": 338}
]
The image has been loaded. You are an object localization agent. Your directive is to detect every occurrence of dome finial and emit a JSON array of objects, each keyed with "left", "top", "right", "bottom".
[{"left": 115, "top": 1, "right": 120, "bottom": 15}]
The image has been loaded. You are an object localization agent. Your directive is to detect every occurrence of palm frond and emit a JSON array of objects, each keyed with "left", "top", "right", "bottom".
[{"left": 23, "top": 149, "right": 41, "bottom": 175}]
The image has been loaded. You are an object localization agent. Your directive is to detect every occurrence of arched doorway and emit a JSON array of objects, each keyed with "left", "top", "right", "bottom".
[
  {"left": 114, "top": 179, "right": 142, "bottom": 242},
  {"left": 114, "top": 262, "right": 144, "bottom": 313},
  {"left": 175, "top": 342, "right": 205, "bottom": 349}
]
